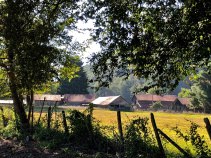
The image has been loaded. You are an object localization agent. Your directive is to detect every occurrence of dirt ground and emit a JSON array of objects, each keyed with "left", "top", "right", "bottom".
[{"left": 0, "top": 137, "right": 114, "bottom": 158}]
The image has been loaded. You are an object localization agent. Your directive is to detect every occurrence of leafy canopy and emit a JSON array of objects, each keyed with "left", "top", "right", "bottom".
[
  {"left": 84, "top": 0, "right": 211, "bottom": 92},
  {"left": 190, "top": 69, "right": 211, "bottom": 109},
  {"left": 0, "top": 0, "right": 82, "bottom": 94}
]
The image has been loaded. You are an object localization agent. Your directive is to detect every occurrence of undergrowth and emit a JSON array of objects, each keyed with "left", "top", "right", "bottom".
[
  {"left": 1, "top": 106, "right": 211, "bottom": 157},
  {"left": 173, "top": 119, "right": 211, "bottom": 157}
]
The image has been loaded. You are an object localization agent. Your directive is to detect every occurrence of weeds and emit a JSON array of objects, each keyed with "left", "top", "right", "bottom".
[
  {"left": 173, "top": 120, "right": 211, "bottom": 157},
  {"left": 124, "top": 117, "right": 160, "bottom": 158}
]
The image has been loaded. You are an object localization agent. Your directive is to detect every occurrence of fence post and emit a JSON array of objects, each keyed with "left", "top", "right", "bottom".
[
  {"left": 117, "top": 110, "right": 124, "bottom": 156},
  {"left": 47, "top": 106, "right": 51, "bottom": 129},
  {"left": 37, "top": 97, "right": 46, "bottom": 125},
  {"left": 62, "top": 111, "right": 69, "bottom": 135},
  {"left": 117, "top": 111, "right": 124, "bottom": 144},
  {"left": 31, "top": 106, "right": 34, "bottom": 132},
  {"left": 87, "top": 114, "right": 94, "bottom": 146},
  {"left": 150, "top": 113, "right": 166, "bottom": 158},
  {"left": 204, "top": 118, "right": 211, "bottom": 140}
]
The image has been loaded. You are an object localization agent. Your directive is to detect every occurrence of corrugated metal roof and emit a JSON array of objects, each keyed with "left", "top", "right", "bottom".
[
  {"left": 64, "top": 94, "right": 95, "bottom": 102},
  {"left": 92, "top": 96, "right": 121, "bottom": 105}
]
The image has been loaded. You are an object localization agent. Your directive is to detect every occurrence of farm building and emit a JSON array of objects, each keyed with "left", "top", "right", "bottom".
[
  {"left": 92, "top": 96, "right": 131, "bottom": 111},
  {"left": 178, "top": 98, "right": 191, "bottom": 106},
  {"left": 131, "top": 94, "right": 177, "bottom": 110},
  {"left": 63, "top": 94, "right": 95, "bottom": 106},
  {"left": 34, "top": 94, "right": 62, "bottom": 106},
  {"left": 168, "top": 98, "right": 189, "bottom": 111},
  {"left": 0, "top": 100, "right": 26, "bottom": 105}
]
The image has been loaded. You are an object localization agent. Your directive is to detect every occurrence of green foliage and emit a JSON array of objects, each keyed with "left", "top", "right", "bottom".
[
  {"left": 0, "top": 108, "right": 21, "bottom": 138},
  {"left": 190, "top": 69, "right": 211, "bottom": 109},
  {"left": 33, "top": 125, "right": 68, "bottom": 149},
  {"left": 0, "top": 69, "right": 11, "bottom": 99},
  {"left": 173, "top": 120, "right": 211, "bottom": 157},
  {"left": 84, "top": 65, "right": 195, "bottom": 102},
  {"left": 124, "top": 117, "right": 159, "bottom": 158},
  {"left": 57, "top": 60, "right": 89, "bottom": 95},
  {"left": 84, "top": 0, "right": 211, "bottom": 93},
  {"left": 150, "top": 101, "right": 163, "bottom": 110},
  {"left": 178, "top": 88, "right": 192, "bottom": 98},
  {"left": 0, "top": 0, "right": 82, "bottom": 128}
]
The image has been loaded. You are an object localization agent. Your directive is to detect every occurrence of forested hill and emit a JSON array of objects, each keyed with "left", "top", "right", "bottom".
[{"left": 84, "top": 65, "right": 191, "bottom": 102}]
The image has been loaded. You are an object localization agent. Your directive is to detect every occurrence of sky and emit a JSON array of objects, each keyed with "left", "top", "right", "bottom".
[{"left": 71, "top": 20, "right": 101, "bottom": 65}]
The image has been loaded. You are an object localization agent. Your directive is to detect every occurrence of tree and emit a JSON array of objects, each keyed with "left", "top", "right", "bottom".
[
  {"left": 0, "top": 0, "right": 81, "bottom": 131},
  {"left": 150, "top": 101, "right": 163, "bottom": 110},
  {"left": 57, "top": 60, "right": 89, "bottom": 94},
  {"left": 84, "top": 0, "right": 211, "bottom": 93},
  {"left": 178, "top": 88, "right": 192, "bottom": 98},
  {"left": 190, "top": 69, "right": 211, "bottom": 110}
]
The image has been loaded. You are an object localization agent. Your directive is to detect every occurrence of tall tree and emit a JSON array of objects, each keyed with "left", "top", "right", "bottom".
[
  {"left": 190, "top": 69, "right": 211, "bottom": 110},
  {"left": 0, "top": 0, "right": 81, "bottom": 131},
  {"left": 84, "top": 0, "right": 211, "bottom": 92},
  {"left": 57, "top": 60, "right": 89, "bottom": 95}
]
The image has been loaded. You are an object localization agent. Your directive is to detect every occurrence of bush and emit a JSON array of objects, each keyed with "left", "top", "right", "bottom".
[
  {"left": 0, "top": 107, "right": 21, "bottom": 139},
  {"left": 33, "top": 124, "right": 69, "bottom": 149},
  {"left": 173, "top": 120, "right": 211, "bottom": 157},
  {"left": 124, "top": 117, "right": 160, "bottom": 158},
  {"left": 150, "top": 101, "right": 163, "bottom": 110},
  {"left": 66, "top": 104, "right": 114, "bottom": 153}
]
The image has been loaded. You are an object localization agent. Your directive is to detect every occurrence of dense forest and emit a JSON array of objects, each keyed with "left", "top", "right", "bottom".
[{"left": 84, "top": 64, "right": 192, "bottom": 102}]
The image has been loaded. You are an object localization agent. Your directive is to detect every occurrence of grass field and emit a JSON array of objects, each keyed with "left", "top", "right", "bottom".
[
  {"left": 1, "top": 105, "right": 211, "bottom": 156},
  {"left": 59, "top": 106, "right": 211, "bottom": 156}
]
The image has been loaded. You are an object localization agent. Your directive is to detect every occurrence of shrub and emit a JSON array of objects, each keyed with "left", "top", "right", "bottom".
[
  {"left": 66, "top": 104, "right": 114, "bottom": 153},
  {"left": 173, "top": 120, "right": 211, "bottom": 157},
  {"left": 124, "top": 117, "right": 160, "bottom": 158},
  {"left": 150, "top": 101, "right": 163, "bottom": 110}
]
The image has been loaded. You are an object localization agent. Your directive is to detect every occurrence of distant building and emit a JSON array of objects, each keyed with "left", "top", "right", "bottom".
[
  {"left": 168, "top": 98, "right": 190, "bottom": 111},
  {"left": 92, "top": 96, "right": 131, "bottom": 111},
  {"left": 0, "top": 100, "right": 26, "bottom": 105},
  {"left": 131, "top": 94, "right": 177, "bottom": 110},
  {"left": 34, "top": 94, "right": 62, "bottom": 106},
  {"left": 64, "top": 94, "right": 95, "bottom": 106},
  {"left": 178, "top": 98, "right": 191, "bottom": 106},
  {"left": 0, "top": 100, "right": 13, "bottom": 105}
]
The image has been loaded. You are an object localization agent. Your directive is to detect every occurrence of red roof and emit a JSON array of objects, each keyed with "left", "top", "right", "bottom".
[
  {"left": 64, "top": 94, "right": 95, "bottom": 102},
  {"left": 178, "top": 98, "right": 191, "bottom": 105},
  {"left": 135, "top": 94, "right": 177, "bottom": 102},
  {"left": 34, "top": 94, "right": 61, "bottom": 101}
]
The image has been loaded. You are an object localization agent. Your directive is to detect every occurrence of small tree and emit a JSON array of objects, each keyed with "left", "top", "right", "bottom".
[{"left": 150, "top": 101, "right": 163, "bottom": 110}]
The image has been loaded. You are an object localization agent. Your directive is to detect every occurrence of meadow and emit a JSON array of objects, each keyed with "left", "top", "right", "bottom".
[
  {"left": 58, "top": 106, "right": 211, "bottom": 156},
  {"left": 1, "top": 105, "right": 211, "bottom": 157}
]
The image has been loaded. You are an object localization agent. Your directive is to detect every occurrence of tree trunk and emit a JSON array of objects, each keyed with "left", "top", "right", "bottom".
[
  {"left": 9, "top": 67, "right": 29, "bottom": 132},
  {"left": 28, "top": 90, "right": 34, "bottom": 122}
]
